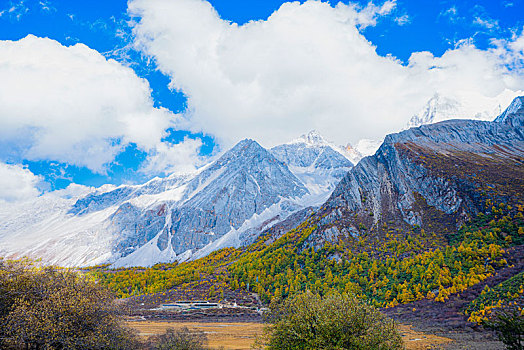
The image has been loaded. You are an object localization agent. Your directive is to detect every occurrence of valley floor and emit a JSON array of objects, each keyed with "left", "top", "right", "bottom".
[
  {"left": 119, "top": 243, "right": 524, "bottom": 349},
  {"left": 126, "top": 321, "right": 456, "bottom": 350}
]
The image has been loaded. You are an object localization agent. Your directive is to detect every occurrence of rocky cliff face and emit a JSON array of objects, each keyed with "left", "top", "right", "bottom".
[
  {"left": 300, "top": 97, "right": 524, "bottom": 248},
  {"left": 111, "top": 139, "right": 310, "bottom": 266},
  {"left": 494, "top": 96, "right": 524, "bottom": 130},
  {"left": 111, "top": 136, "right": 354, "bottom": 267}
]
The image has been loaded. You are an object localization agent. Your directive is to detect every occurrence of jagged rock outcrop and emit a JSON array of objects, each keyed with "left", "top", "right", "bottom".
[
  {"left": 304, "top": 97, "right": 524, "bottom": 247},
  {"left": 494, "top": 96, "right": 524, "bottom": 130}
]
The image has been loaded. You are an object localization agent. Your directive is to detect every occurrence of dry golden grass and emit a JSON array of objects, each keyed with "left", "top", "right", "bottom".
[
  {"left": 398, "top": 324, "right": 453, "bottom": 350},
  {"left": 127, "top": 321, "right": 263, "bottom": 349},
  {"left": 126, "top": 321, "right": 453, "bottom": 350}
]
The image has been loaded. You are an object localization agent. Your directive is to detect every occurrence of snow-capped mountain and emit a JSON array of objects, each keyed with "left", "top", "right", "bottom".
[
  {"left": 0, "top": 133, "right": 352, "bottom": 267},
  {"left": 406, "top": 94, "right": 463, "bottom": 128},
  {"left": 271, "top": 130, "right": 353, "bottom": 195},
  {"left": 290, "top": 96, "right": 524, "bottom": 249},
  {"left": 494, "top": 95, "right": 524, "bottom": 129},
  {"left": 3, "top": 92, "right": 522, "bottom": 268},
  {"left": 272, "top": 130, "right": 352, "bottom": 169},
  {"left": 349, "top": 92, "right": 521, "bottom": 162},
  {"left": 113, "top": 139, "right": 311, "bottom": 267},
  {"left": 406, "top": 91, "right": 520, "bottom": 129}
]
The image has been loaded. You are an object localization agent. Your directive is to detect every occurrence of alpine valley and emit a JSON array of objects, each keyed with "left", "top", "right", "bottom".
[{"left": 1, "top": 97, "right": 524, "bottom": 348}]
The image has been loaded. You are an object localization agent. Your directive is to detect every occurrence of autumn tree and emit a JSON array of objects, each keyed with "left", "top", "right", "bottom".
[
  {"left": 259, "top": 290, "right": 403, "bottom": 350},
  {"left": 0, "top": 258, "right": 138, "bottom": 350},
  {"left": 483, "top": 308, "right": 524, "bottom": 350}
]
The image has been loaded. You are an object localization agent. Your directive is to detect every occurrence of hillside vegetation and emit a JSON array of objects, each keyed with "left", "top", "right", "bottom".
[{"left": 90, "top": 200, "right": 523, "bottom": 327}]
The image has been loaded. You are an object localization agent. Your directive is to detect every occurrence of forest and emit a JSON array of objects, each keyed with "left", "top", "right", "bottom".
[{"left": 89, "top": 200, "right": 524, "bottom": 327}]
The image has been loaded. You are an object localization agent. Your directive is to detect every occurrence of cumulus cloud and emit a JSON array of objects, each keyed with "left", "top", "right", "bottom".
[
  {"left": 129, "top": 0, "right": 524, "bottom": 148},
  {"left": 141, "top": 137, "right": 204, "bottom": 176},
  {"left": 48, "top": 183, "right": 93, "bottom": 199},
  {"left": 0, "top": 35, "right": 200, "bottom": 174},
  {"left": 0, "top": 163, "right": 42, "bottom": 202}
]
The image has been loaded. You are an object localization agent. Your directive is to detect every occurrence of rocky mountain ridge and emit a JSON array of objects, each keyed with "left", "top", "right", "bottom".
[
  {"left": 0, "top": 132, "right": 352, "bottom": 267},
  {"left": 2, "top": 96, "right": 522, "bottom": 268},
  {"left": 296, "top": 96, "right": 524, "bottom": 249}
]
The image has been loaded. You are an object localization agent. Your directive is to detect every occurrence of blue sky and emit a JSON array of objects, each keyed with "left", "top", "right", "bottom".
[{"left": 0, "top": 0, "right": 523, "bottom": 198}]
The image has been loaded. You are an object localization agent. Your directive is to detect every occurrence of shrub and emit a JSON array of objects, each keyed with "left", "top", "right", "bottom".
[
  {"left": 260, "top": 290, "right": 403, "bottom": 350},
  {"left": 0, "top": 258, "right": 138, "bottom": 350},
  {"left": 148, "top": 327, "right": 208, "bottom": 350},
  {"left": 483, "top": 309, "right": 524, "bottom": 350}
]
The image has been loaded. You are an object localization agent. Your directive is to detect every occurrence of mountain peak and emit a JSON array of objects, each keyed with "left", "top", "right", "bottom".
[
  {"left": 234, "top": 138, "right": 259, "bottom": 147},
  {"left": 505, "top": 96, "right": 523, "bottom": 113},
  {"left": 406, "top": 94, "right": 461, "bottom": 129},
  {"left": 292, "top": 130, "right": 330, "bottom": 146},
  {"left": 228, "top": 138, "right": 265, "bottom": 155},
  {"left": 494, "top": 96, "right": 523, "bottom": 128},
  {"left": 494, "top": 96, "right": 524, "bottom": 117},
  {"left": 343, "top": 143, "right": 363, "bottom": 163},
  {"left": 208, "top": 139, "right": 273, "bottom": 170}
]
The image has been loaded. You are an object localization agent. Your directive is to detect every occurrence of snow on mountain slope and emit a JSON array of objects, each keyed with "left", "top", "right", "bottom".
[
  {"left": 0, "top": 169, "right": 197, "bottom": 267},
  {"left": 114, "top": 136, "right": 352, "bottom": 267},
  {"left": 9, "top": 91, "right": 522, "bottom": 268},
  {"left": 114, "top": 139, "right": 310, "bottom": 267},
  {"left": 272, "top": 130, "right": 353, "bottom": 168},
  {"left": 406, "top": 91, "right": 520, "bottom": 129},
  {"left": 341, "top": 144, "right": 363, "bottom": 165},
  {"left": 0, "top": 134, "right": 351, "bottom": 267},
  {"left": 344, "top": 91, "right": 521, "bottom": 162},
  {"left": 271, "top": 130, "right": 353, "bottom": 195},
  {"left": 0, "top": 192, "right": 117, "bottom": 266},
  {"left": 354, "top": 138, "right": 384, "bottom": 158},
  {"left": 69, "top": 173, "right": 192, "bottom": 215},
  {"left": 191, "top": 133, "right": 355, "bottom": 260}
]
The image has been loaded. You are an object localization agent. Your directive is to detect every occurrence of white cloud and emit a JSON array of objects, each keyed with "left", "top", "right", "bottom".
[
  {"left": 473, "top": 16, "right": 499, "bottom": 30},
  {"left": 38, "top": 0, "right": 55, "bottom": 13},
  {"left": 49, "top": 183, "right": 93, "bottom": 199},
  {"left": 129, "top": 0, "right": 524, "bottom": 147},
  {"left": 1, "top": 0, "right": 56, "bottom": 20},
  {"left": 4, "top": 1, "right": 29, "bottom": 20},
  {"left": 0, "top": 163, "right": 42, "bottom": 202},
  {"left": 0, "top": 35, "right": 200, "bottom": 174},
  {"left": 394, "top": 14, "right": 410, "bottom": 26},
  {"left": 141, "top": 137, "right": 204, "bottom": 175},
  {"left": 440, "top": 6, "right": 460, "bottom": 23},
  {"left": 353, "top": 0, "right": 397, "bottom": 29}
]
